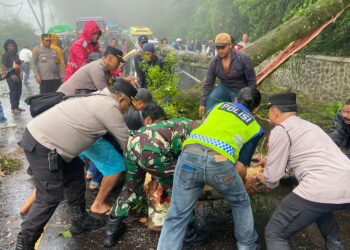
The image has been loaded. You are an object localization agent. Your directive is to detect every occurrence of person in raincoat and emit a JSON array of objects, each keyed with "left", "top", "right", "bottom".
[
  {"left": 50, "top": 34, "right": 65, "bottom": 74},
  {"left": 64, "top": 20, "right": 102, "bottom": 81}
]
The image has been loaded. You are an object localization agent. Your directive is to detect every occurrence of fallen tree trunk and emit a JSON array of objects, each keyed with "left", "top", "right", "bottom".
[
  {"left": 256, "top": 9, "right": 346, "bottom": 84},
  {"left": 171, "top": 0, "right": 350, "bottom": 69},
  {"left": 244, "top": 0, "right": 350, "bottom": 66}
]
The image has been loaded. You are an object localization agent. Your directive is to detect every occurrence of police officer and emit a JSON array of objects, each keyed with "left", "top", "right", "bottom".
[
  {"left": 15, "top": 78, "right": 137, "bottom": 250},
  {"left": 32, "top": 34, "right": 63, "bottom": 94},
  {"left": 257, "top": 93, "right": 350, "bottom": 249},
  {"left": 157, "top": 87, "right": 264, "bottom": 250}
]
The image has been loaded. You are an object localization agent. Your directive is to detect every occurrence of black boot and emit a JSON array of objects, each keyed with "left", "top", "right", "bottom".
[
  {"left": 103, "top": 216, "right": 127, "bottom": 248},
  {"left": 183, "top": 223, "right": 208, "bottom": 248},
  {"left": 70, "top": 204, "right": 105, "bottom": 234},
  {"left": 15, "top": 232, "right": 39, "bottom": 250}
]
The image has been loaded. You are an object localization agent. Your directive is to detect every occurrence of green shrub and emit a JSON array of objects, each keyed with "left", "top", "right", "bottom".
[
  {"left": 0, "top": 153, "right": 21, "bottom": 175},
  {"left": 141, "top": 51, "right": 200, "bottom": 120}
]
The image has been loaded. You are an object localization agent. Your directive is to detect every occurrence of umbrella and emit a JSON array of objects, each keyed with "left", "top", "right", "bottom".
[{"left": 48, "top": 23, "right": 75, "bottom": 34}]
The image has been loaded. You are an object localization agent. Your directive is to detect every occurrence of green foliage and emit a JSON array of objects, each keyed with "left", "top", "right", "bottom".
[
  {"left": 59, "top": 229, "right": 72, "bottom": 238},
  {"left": 232, "top": 0, "right": 318, "bottom": 40},
  {"left": 0, "top": 153, "right": 21, "bottom": 174},
  {"left": 186, "top": 0, "right": 349, "bottom": 56},
  {"left": 324, "top": 101, "right": 343, "bottom": 117},
  {"left": 301, "top": 10, "right": 350, "bottom": 56},
  {"left": 188, "top": 0, "right": 248, "bottom": 42},
  {"left": 0, "top": 18, "right": 39, "bottom": 54},
  {"left": 141, "top": 51, "right": 199, "bottom": 120},
  {"left": 297, "top": 98, "right": 342, "bottom": 130}
]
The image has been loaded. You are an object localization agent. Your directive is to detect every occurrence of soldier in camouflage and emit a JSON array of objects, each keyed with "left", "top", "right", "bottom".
[
  {"left": 103, "top": 102, "right": 205, "bottom": 248},
  {"left": 110, "top": 115, "right": 193, "bottom": 218}
]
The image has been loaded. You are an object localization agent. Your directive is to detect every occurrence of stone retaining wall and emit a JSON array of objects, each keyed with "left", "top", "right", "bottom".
[
  {"left": 261, "top": 55, "right": 350, "bottom": 101},
  {"left": 180, "top": 55, "right": 350, "bottom": 101}
]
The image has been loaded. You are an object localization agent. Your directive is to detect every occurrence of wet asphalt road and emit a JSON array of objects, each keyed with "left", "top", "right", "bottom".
[{"left": 1, "top": 76, "right": 350, "bottom": 250}]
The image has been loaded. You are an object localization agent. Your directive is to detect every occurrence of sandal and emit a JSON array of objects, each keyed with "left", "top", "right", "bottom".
[{"left": 89, "top": 182, "right": 100, "bottom": 190}]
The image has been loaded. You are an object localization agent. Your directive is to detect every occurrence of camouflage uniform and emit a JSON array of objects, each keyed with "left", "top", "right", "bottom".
[{"left": 110, "top": 118, "right": 195, "bottom": 218}]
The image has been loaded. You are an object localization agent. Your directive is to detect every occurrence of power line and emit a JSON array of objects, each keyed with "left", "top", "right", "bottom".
[
  {"left": 26, "top": 0, "right": 43, "bottom": 32},
  {"left": 0, "top": 1, "right": 23, "bottom": 7},
  {"left": 15, "top": 2, "right": 24, "bottom": 16},
  {"left": 48, "top": 1, "right": 55, "bottom": 25}
]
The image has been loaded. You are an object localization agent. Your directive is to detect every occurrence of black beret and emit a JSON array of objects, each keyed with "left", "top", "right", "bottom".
[
  {"left": 104, "top": 46, "right": 125, "bottom": 63},
  {"left": 267, "top": 92, "right": 297, "bottom": 112},
  {"left": 110, "top": 78, "right": 137, "bottom": 99}
]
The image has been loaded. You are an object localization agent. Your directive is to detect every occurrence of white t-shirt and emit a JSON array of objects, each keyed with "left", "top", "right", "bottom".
[{"left": 19, "top": 48, "right": 32, "bottom": 63}]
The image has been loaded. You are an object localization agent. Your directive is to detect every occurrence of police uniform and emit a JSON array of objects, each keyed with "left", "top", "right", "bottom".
[
  {"left": 15, "top": 79, "right": 137, "bottom": 250},
  {"left": 19, "top": 129, "right": 86, "bottom": 239}
]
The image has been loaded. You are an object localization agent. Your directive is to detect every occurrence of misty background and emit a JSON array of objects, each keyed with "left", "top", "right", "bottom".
[
  {"left": 0, "top": 0, "right": 349, "bottom": 56},
  {"left": 0, "top": 0, "right": 200, "bottom": 39}
]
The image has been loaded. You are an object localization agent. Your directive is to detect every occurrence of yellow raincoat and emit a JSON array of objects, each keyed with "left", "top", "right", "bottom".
[{"left": 49, "top": 34, "right": 65, "bottom": 74}]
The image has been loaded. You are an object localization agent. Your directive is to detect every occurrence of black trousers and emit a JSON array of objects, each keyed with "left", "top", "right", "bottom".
[
  {"left": 20, "top": 129, "right": 85, "bottom": 237},
  {"left": 265, "top": 192, "right": 350, "bottom": 250},
  {"left": 40, "top": 79, "right": 62, "bottom": 94},
  {"left": 6, "top": 76, "right": 22, "bottom": 109}
]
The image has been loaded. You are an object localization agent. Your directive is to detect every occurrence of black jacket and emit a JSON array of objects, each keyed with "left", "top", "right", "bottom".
[
  {"left": 135, "top": 55, "right": 163, "bottom": 88},
  {"left": 201, "top": 49, "right": 256, "bottom": 105},
  {"left": 329, "top": 112, "right": 350, "bottom": 148}
]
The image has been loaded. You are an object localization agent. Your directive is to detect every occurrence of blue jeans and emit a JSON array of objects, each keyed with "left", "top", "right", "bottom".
[
  {"left": 206, "top": 83, "right": 238, "bottom": 112},
  {"left": 157, "top": 147, "right": 258, "bottom": 250},
  {"left": 88, "top": 162, "right": 103, "bottom": 185},
  {"left": 0, "top": 100, "right": 7, "bottom": 124},
  {"left": 21, "top": 61, "right": 30, "bottom": 84}
]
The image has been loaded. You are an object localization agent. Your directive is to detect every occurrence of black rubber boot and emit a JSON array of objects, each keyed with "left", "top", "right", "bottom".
[
  {"left": 70, "top": 204, "right": 105, "bottom": 234},
  {"left": 103, "top": 216, "right": 127, "bottom": 248},
  {"left": 15, "top": 232, "right": 39, "bottom": 250},
  {"left": 183, "top": 223, "right": 208, "bottom": 248}
]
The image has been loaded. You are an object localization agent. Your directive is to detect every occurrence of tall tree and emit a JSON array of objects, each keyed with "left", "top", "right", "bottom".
[
  {"left": 235, "top": 0, "right": 317, "bottom": 40},
  {"left": 187, "top": 0, "right": 249, "bottom": 42},
  {"left": 0, "top": 19, "right": 39, "bottom": 53},
  {"left": 244, "top": 0, "right": 350, "bottom": 65},
  {"left": 178, "top": 0, "right": 350, "bottom": 68}
]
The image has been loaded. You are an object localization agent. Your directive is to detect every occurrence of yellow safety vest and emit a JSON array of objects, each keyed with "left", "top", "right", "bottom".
[{"left": 183, "top": 102, "right": 263, "bottom": 163}]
